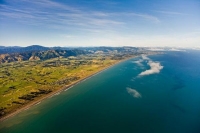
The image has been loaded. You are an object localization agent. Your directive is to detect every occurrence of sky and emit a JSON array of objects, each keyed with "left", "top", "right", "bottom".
[{"left": 0, "top": 0, "right": 200, "bottom": 47}]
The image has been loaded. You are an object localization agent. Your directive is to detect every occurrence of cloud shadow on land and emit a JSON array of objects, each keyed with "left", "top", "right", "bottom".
[{"left": 126, "top": 88, "right": 142, "bottom": 98}]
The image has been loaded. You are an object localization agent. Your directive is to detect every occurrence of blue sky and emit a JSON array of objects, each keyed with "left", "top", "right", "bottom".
[{"left": 0, "top": 0, "right": 200, "bottom": 47}]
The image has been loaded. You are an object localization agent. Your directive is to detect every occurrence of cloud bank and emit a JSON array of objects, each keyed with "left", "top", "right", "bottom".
[
  {"left": 133, "top": 59, "right": 143, "bottom": 66},
  {"left": 133, "top": 55, "right": 150, "bottom": 66},
  {"left": 139, "top": 61, "right": 163, "bottom": 76},
  {"left": 138, "top": 55, "right": 163, "bottom": 76},
  {"left": 127, "top": 88, "right": 142, "bottom": 98},
  {"left": 141, "top": 55, "right": 150, "bottom": 60}
]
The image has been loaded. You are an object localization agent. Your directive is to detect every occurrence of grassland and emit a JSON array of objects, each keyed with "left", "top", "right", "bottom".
[{"left": 0, "top": 54, "right": 132, "bottom": 120}]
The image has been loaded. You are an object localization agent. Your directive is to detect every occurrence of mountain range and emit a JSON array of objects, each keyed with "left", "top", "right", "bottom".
[
  {"left": 0, "top": 49, "right": 88, "bottom": 64},
  {"left": 0, "top": 45, "right": 142, "bottom": 64},
  {"left": 0, "top": 45, "right": 50, "bottom": 54}
]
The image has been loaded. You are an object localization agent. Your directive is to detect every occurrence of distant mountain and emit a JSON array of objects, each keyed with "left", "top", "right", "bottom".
[
  {"left": 0, "top": 45, "right": 50, "bottom": 54},
  {"left": 0, "top": 49, "right": 88, "bottom": 64},
  {"left": 76, "top": 46, "right": 139, "bottom": 53},
  {"left": 23, "top": 45, "right": 50, "bottom": 52},
  {"left": 0, "top": 46, "right": 6, "bottom": 48},
  {"left": 0, "top": 45, "right": 150, "bottom": 63},
  {"left": 0, "top": 45, "right": 142, "bottom": 54}
]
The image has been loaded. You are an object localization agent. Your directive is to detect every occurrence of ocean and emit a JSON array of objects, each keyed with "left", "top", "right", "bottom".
[{"left": 1, "top": 50, "right": 200, "bottom": 133}]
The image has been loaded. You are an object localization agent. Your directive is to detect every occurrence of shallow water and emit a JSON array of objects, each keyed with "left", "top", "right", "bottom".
[{"left": 1, "top": 50, "right": 200, "bottom": 133}]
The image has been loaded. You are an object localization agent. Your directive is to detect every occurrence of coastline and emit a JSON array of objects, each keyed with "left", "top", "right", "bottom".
[{"left": 0, "top": 56, "right": 136, "bottom": 122}]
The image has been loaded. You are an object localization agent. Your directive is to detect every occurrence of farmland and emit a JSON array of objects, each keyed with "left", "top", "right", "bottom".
[{"left": 0, "top": 54, "right": 130, "bottom": 118}]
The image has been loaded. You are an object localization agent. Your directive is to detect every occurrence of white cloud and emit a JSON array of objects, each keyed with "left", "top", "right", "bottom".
[
  {"left": 115, "top": 12, "right": 160, "bottom": 23},
  {"left": 137, "top": 55, "right": 163, "bottom": 76},
  {"left": 127, "top": 88, "right": 142, "bottom": 98},
  {"left": 168, "top": 48, "right": 186, "bottom": 51},
  {"left": 139, "top": 60, "right": 163, "bottom": 76},
  {"left": 61, "top": 34, "right": 75, "bottom": 38},
  {"left": 141, "top": 55, "right": 150, "bottom": 60},
  {"left": 0, "top": 0, "right": 123, "bottom": 30},
  {"left": 130, "top": 13, "right": 160, "bottom": 23},
  {"left": 153, "top": 10, "right": 188, "bottom": 16},
  {"left": 107, "top": 34, "right": 200, "bottom": 47},
  {"left": 133, "top": 55, "right": 151, "bottom": 66},
  {"left": 1, "top": 0, "right": 199, "bottom": 47},
  {"left": 0, "top": 0, "right": 159, "bottom": 31},
  {"left": 133, "top": 59, "right": 143, "bottom": 66}
]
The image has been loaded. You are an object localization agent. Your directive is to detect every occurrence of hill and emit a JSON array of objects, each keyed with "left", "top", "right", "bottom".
[
  {"left": 0, "top": 45, "right": 50, "bottom": 54},
  {"left": 0, "top": 49, "right": 88, "bottom": 64}
]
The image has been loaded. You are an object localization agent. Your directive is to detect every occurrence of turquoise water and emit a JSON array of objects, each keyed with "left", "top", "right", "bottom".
[{"left": 1, "top": 50, "right": 200, "bottom": 133}]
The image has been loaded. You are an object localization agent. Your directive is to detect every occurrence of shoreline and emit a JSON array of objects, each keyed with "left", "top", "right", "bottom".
[{"left": 0, "top": 56, "right": 136, "bottom": 122}]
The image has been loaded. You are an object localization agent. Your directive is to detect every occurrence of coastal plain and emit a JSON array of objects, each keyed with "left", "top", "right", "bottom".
[{"left": 0, "top": 48, "right": 144, "bottom": 120}]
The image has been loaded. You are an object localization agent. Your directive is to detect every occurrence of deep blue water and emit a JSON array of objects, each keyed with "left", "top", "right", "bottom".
[{"left": 1, "top": 50, "right": 200, "bottom": 133}]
